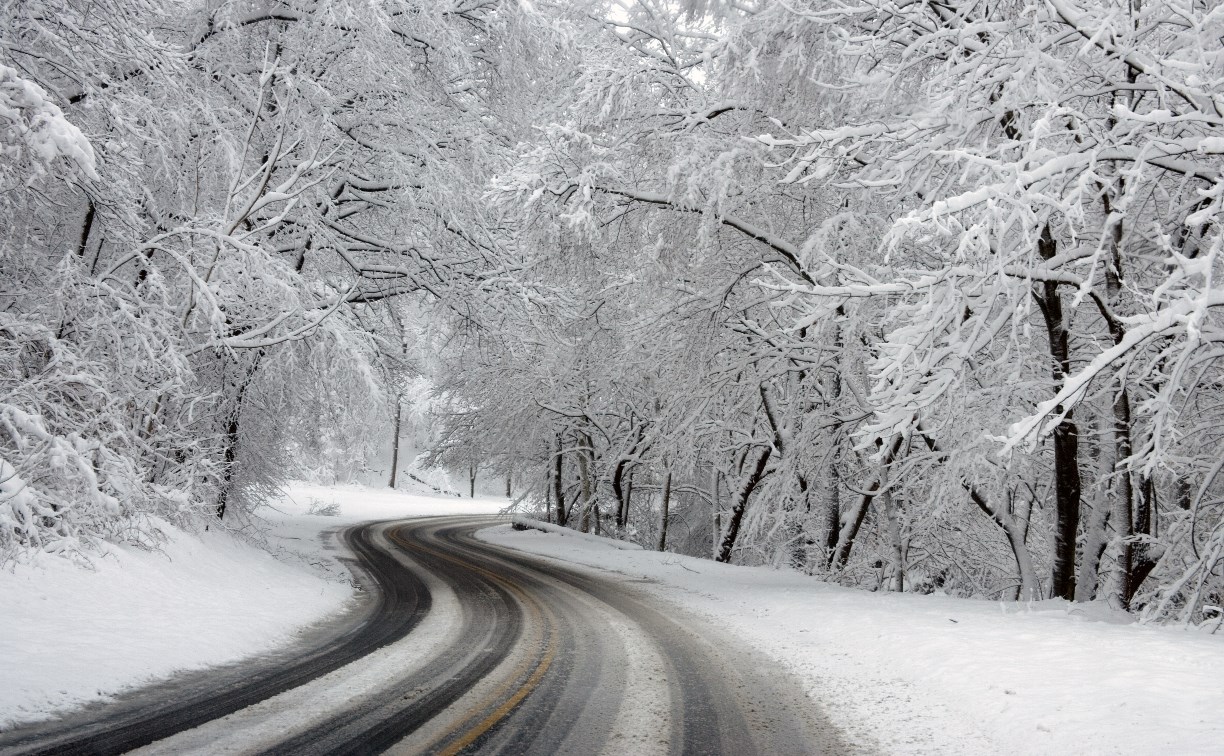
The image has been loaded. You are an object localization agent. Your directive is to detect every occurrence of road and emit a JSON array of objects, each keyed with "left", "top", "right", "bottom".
[{"left": 0, "top": 517, "right": 845, "bottom": 755}]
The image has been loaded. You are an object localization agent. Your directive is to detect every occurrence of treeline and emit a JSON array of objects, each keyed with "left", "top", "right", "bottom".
[
  {"left": 6, "top": 0, "right": 1224, "bottom": 622},
  {"left": 0, "top": 0, "right": 558, "bottom": 556},
  {"left": 429, "top": 0, "right": 1224, "bottom": 622}
]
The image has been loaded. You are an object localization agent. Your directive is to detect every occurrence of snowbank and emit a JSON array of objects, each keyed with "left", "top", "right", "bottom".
[
  {"left": 0, "top": 523, "right": 351, "bottom": 728},
  {"left": 510, "top": 516, "right": 644, "bottom": 550},
  {"left": 273, "top": 481, "right": 506, "bottom": 523},
  {"left": 479, "top": 524, "right": 1224, "bottom": 756},
  {"left": 0, "top": 483, "right": 505, "bottom": 729}
]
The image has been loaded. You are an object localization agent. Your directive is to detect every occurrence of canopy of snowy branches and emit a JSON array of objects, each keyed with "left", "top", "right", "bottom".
[{"left": 4, "top": 0, "right": 1224, "bottom": 623}]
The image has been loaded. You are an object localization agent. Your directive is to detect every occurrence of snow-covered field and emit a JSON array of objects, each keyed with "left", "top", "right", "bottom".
[
  {"left": 481, "top": 523, "right": 1224, "bottom": 756},
  {"left": 0, "top": 483, "right": 504, "bottom": 729}
]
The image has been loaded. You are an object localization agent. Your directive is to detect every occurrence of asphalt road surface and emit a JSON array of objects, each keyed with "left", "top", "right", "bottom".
[{"left": 0, "top": 517, "right": 846, "bottom": 755}]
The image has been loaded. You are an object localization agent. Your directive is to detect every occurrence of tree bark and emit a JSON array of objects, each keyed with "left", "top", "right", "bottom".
[
  {"left": 577, "top": 432, "right": 594, "bottom": 533},
  {"left": 1077, "top": 415, "right": 1111, "bottom": 602},
  {"left": 1035, "top": 224, "right": 1082, "bottom": 601},
  {"left": 76, "top": 199, "right": 96, "bottom": 259},
  {"left": 388, "top": 400, "right": 402, "bottom": 488},
  {"left": 716, "top": 446, "right": 772, "bottom": 563},
  {"left": 657, "top": 469, "right": 672, "bottom": 552},
  {"left": 215, "top": 353, "right": 263, "bottom": 519},
  {"left": 612, "top": 458, "right": 631, "bottom": 530},
  {"left": 824, "top": 307, "right": 845, "bottom": 558},
  {"left": 552, "top": 435, "right": 566, "bottom": 527},
  {"left": 830, "top": 436, "right": 904, "bottom": 570},
  {"left": 882, "top": 489, "right": 905, "bottom": 592}
]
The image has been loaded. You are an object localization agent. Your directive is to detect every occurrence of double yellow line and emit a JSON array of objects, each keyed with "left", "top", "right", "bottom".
[{"left": 387, "top": 526, "right": 559, "bottom": 755}]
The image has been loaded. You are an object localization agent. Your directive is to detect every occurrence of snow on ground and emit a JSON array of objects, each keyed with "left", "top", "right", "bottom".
[
  {"left": 481, "top": 523, "right": 1224, "bottom": 756},
  {"left": 0, "top": 482, "right": 504, "bottom": 730}
]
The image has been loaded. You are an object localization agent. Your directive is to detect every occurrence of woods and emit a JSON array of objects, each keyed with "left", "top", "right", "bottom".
[{"left": 4, "top": 0, "right": 1224, "bottom": 623}]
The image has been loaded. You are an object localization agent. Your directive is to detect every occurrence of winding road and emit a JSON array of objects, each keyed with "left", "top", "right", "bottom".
[{"left": 0, "top": 517, "right": 844, "bottom": 755}]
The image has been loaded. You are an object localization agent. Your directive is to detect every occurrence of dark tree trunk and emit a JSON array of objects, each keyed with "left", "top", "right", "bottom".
[
  {"left": 657, "top": 469, "right": 672, "bottom": 552},
  {"left": 830, "top": 435, "right": 904, "bottom": 570},
  {"left": 469, "top": 464, "right": 476, "bottom": 498},
  {"left": 612, "top": 459, "right": 630, "bottom": 530},
  {"left": 215, "top": 354, "right": 263, "bottom": 519},
  {"left": 716, "top": 446, "right": 772, "bottom": 563},
  {"left": 76, "top": 199, "right": 96, "bottom": 259},
  {"left": 1034, "top": 224, "right": 1082, "bottom": 601},
  {"left": 824, "top": 307, "right": 845, "bottom": 557},
  {"left": 552, "top": 436, "right": 566, "bottom": 527}
]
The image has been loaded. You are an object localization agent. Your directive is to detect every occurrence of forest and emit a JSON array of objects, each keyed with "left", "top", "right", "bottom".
[{"left": 4, "top": 0, "right": 1224, "bottom": 624}]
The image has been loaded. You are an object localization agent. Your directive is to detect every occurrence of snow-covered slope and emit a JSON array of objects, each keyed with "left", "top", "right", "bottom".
[
  {"left": 0, "top": 483, "right": 504, "bottom": 729},
  {"left": 480, "top": 523, "right": 1224, "bottom": 756}
]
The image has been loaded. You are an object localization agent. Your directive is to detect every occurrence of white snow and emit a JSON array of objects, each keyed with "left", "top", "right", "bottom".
[
  {"left": 480, "top": 523, "right": 1224, "bottom": 756},
  {"left": 8, "top": 486, "right": 1219, "bottom": 754},
  {"left": 0, "top": 482, "right": 505, "bottom": 730},
  {"left": 0, "top": 64, "right": 98, "bottom": 179}
]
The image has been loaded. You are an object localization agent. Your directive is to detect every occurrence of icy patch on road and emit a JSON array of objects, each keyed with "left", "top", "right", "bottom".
[
  {"left": 0, "top": 482, "right": 504, "bottom": 729},
  {"left": 479, "top": 524, "right": 1224, "bottom": 756}
]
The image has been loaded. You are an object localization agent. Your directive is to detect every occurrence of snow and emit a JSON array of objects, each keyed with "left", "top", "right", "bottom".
[
  {"left": 8, "top": 484, "right": 1219, "bottom": 754},
  {"left": 0, "top": 64, "right": 98, "bottom": 179},
  {"left": 0, "top": 482, "right": 505, "bottom": 730},
  {"left": 510, "top": 515, "right": 644, "bottom": 549},
  {"left": 480, "top": 523, "right": 1224, "bottom": 756}
]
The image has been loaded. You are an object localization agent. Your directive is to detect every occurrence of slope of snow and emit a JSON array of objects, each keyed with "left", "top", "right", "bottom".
[
  {"left": 0, "top": 483, "right": 504, "bottom": 729},
  {"left": 479, "top": 523, "right": 1224, "bottom": 756}
]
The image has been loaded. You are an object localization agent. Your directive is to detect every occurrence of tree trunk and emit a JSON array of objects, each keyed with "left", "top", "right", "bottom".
[
  {"left": 1035, "top": 224, "right": 1082, "bottom": 601},
  {"left": 612, "top": 458, "right": 630, "bottom": 530},
  {"left": 831, "top": 436, "right": 904, "bottom": 570},
  {"left": 715, "top": 446, "right": 772, "bottom": 563},
  {"left": 76, "top": 199, "right": 96, "bottom": 259},
  {"left": 824, "top": 307, "right": 845, "bottom": 559},
  {"left": 505, "top": 472, "right": 512, "bottom": 498},
  {"left": 215, "top": 353, "right": 263, "bottom": 519},
  {"left": 577, "top": 433, "right": 594, "bottom": 533},
  {"left": 388, "top": 400, "right": 402, "bottom": 488},
  {"left": 882, "top": 489, "right": 905, "bottom": 592},
  {"left": 544, "top": 460, "right": 553, "bottom": 524},
  {"left": 1077, "top": 415, "right": 1111, "bottom": 602},
  {"left": 552, "top": 435, "right": 566, "bottom": 527},
  {"left": 624, "top": 475, "right": 633, "bottom": 530},
  {"left": 469, "top": 464, "right": 476, "bottom": 498},
  {"left": 1076, "top": 499, "right": 1111, "bottom": 602},
  {"left": 657, "top": 469, "right": 672, "bottom": 552},
  {"left": 823, "top": 458, "right": 841, "bottom": 563}
]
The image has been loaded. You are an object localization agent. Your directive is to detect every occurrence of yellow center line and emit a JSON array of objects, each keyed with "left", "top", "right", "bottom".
[
  {"left": 385, "top": 525, "right": 561, "bottom": 755},
  {"left": 435, "top": 641, "right": 557, "bottom": 756}
]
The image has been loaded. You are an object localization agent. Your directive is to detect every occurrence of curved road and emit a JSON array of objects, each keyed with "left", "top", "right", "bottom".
[{"left": 0, "top": 517, "right": 844, "bottom": 755}]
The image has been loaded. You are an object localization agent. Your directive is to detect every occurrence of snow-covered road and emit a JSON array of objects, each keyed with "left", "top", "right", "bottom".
[
  {"left": 482, "top": 522, "right": 1224, "bottom": 755},
  {"left": 3, "top": 484, "right": 1222, "bottom": 755},
  {"left": 1, "top": 515, "right": 841, "bottom": 755}
]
